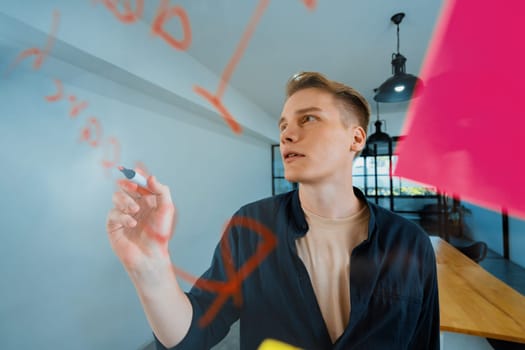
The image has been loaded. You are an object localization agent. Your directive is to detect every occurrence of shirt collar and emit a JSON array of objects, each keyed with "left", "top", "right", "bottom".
[{"left": 289, "top": 187, "right": 377, "bottom": 242}]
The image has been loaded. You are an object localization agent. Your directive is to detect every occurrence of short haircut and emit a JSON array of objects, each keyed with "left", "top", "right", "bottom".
[{"left": 285, "top": 71, "right": 371, "bottom": 133}]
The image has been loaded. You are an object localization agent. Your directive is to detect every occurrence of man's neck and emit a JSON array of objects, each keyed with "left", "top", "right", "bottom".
[{"left": 298, "top": 180, "right": 363, "bottom": 219}]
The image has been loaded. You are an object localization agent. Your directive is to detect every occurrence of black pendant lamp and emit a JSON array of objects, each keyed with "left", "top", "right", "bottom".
[
  {"left": 362, "top": 99, "right": 392, "bottom": 156},
  {"left": 374, "top": 12, "right": 423, "bottom": 103}
]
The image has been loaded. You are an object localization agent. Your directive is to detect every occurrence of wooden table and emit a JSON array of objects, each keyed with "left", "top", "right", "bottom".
[{"left": 430, "top": 236, "right": 525, "bottom": 344}]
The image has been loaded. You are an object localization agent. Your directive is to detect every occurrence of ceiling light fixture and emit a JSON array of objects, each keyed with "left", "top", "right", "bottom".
[
  {"left": 362, "top": 97, "right": 392, "bottom": 157},
  {"left": 374, "top": 12, "right": 423, "bottom": 103}
]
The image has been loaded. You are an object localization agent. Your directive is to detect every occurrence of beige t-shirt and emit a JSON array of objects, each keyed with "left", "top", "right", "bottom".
[{"left": 295, "top": 203, "right": 370, "bottom": 342}]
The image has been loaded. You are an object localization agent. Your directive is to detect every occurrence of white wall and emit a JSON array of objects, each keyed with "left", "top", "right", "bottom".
[
  {"left": 0, "top": 64, "right": 272, "bottom": 350},
  {"left": 0, "top": 3, "right": 276, "bottom": 348}
]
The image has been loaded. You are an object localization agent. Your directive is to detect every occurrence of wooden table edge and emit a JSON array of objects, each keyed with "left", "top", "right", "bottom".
[{"left": 440, "top": 325, "right": 525, "bottom": 344}]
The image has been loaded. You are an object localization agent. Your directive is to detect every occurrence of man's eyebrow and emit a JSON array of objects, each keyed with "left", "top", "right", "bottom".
[
  {"left": 278, "top": 107, "right": 323, "bottom": 126},
  {"left": 295, "top": 106, "right": 323, "bottom": 115}
]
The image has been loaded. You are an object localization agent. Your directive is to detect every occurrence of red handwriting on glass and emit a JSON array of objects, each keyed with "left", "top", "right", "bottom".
[
  {"left": 96, "top": 0, "right": 315, "bottom": 134},
  {"left": 96, "top": 0, "right": 191, "bottom": 51},
  {"left": 193, "top": 0, "right": 317, "bottom": 134},
  {"left": 101, "top": 136, "right": 122, "bottom": 170},
  {"left": 8, "top": 13, "right": 116, "bottom": 173},
  {"left": 42, "top": 78, "right": 122, "bottom": 173},
  {"left": 80, "top": 117, "right": 103, "bottom": 147},
  {"left": 96, "top": 0, "right": 144, "bottom": 23},
  {"left": 7, "top": 11, "right": 60, "bottom": 74},
  {"left": 152, "top": 0, "right": 192, "bottom": 51},
  {"left": 45, "top": 79, "right": 63, "bottom": 101},
  {"left": 68, "top": 95, "right": 89, "bottom": 118},
  {"left": 170, "top": 216, "right": 278, "bottom": 327},
  {"left": 45, "top": 79, "right": 89, "bottom": 118},
  {"left": 9, "top": 3, "right": 309, "bottom": 328}
]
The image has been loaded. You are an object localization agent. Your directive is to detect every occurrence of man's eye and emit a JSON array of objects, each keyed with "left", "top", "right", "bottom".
[
  {"left": 280, "top": 124, "right": 287, "bottom": 132},
  {"left": 303, "top": 115, "right": 317, "bottom": 122}
]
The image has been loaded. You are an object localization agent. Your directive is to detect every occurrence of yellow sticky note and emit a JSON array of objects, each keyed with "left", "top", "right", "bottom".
[{"left": 257, "top": 338, "right": 302, "bottom": 350}]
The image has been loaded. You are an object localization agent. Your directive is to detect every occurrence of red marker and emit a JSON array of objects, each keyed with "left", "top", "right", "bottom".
[{"left": 118, "top": 166, "right": 147, "bottom": 188}]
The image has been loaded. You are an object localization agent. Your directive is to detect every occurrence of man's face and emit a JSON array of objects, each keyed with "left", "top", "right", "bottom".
[{"left": 279, "top": 88, "right": 359, "bottom": 184}]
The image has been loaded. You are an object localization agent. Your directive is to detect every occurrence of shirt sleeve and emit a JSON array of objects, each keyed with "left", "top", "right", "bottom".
[
  {"left": 154, "top": 221, "right": 242, "bottom": 350},
  {"left": 408, "top": 238, "right": 440, "bottom": 350}
]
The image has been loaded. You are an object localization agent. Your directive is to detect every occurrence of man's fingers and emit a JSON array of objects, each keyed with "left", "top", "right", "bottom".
[
  {"left": 117, "top": 179, "right": 141, "bottom": 196},
  {"left": 147, "top": 175, "right": 174, "bottom": 207},
  {"left": 112, "top": 191, "right": 140, "bottom": 214},
  {"left": 107, "top": 208, "right": 137, "bottom": 231}
]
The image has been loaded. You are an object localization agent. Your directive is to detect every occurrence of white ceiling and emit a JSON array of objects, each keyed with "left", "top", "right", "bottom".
[
  {"left": 142, "top": 0, "right": 445, "bottom": 119},
  {"left": 0, "top": 0, "right": 445, "bottom": 132}
]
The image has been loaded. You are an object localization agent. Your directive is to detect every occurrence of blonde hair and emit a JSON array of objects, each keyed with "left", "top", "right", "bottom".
[{"left": 286, "top": 71, "right": 371, "bottom": 133}]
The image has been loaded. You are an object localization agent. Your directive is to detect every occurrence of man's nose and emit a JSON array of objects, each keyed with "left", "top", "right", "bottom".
[{"left": 280, "top": 125, "right": 298, "bottom": 144}]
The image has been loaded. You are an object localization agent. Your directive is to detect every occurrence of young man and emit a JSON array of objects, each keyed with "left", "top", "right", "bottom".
[{"left": 106, "top": 72, "right": 440, "bottom": 350}]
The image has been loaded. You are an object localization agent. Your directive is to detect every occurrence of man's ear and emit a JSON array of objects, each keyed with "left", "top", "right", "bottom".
[{"left": 350, "top": 126, "right": 367, "bottom": 152}]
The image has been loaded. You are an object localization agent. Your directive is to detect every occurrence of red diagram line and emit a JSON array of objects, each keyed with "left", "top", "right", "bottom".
[
  {"left": 6, "top": 10, "right": 60, "bottom": 74},
  {"left": 216, "top": 0, "right": 270, "bottom": 99},
  {"left": 194, "top": 0, "right": 316, "bottom": 134}
]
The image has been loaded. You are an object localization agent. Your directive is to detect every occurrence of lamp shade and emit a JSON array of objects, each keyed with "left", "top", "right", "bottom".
[
  {"left": 362, "top": 120, "right": 392, "bottom": 156},
  {"left": 374, "top": 53, "right": 423, "bottom": 102},
  {"left": 374, "top": 73, "right": 422, "bottom": 102}
]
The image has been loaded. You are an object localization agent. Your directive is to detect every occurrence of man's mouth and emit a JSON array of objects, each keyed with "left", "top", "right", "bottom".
[{"left": 284, "top": 152, "right": 305, "bottom": 160}]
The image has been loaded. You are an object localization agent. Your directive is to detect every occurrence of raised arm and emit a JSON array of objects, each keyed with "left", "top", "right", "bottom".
[{"left": 106, "top": 173, "right": 192, "bottom": 347}]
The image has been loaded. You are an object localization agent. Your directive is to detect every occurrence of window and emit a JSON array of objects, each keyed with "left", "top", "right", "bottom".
[
  {"left": 353, "top": 136, "right": 436, "bottom": 199},
  {"left": 272, "top": 145, "right": 297, "bottom": 195},
  {"left": 353, "top": 155, "right": 436, "bottom": 197}
]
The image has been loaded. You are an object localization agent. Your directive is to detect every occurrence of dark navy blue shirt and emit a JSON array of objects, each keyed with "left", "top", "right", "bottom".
[{"left": 155, "top": 188, "right": 440, "bottom": 350}]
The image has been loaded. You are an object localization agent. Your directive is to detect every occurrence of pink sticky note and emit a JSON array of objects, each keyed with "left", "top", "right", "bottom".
[{"left": 395, "top": 0, "right": 525, "bottom": 218}]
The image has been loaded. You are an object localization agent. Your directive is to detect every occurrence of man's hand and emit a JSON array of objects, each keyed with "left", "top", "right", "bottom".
[{"left": 107, "top": 172, "right": 176, "bottom": 271}]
